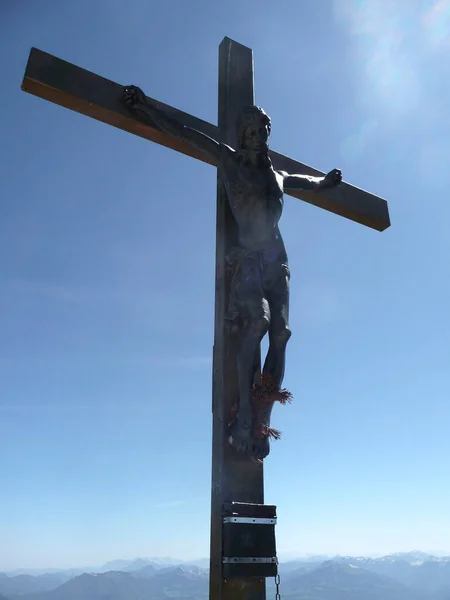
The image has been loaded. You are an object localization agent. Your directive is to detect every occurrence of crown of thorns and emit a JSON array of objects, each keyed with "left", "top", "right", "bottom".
[{"left": 236, "top": 106, "right": 271, "bottom": 147}]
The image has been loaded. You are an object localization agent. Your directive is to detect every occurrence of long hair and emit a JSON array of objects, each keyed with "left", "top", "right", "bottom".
[
  {"left": 235, "top": 106, "right": 272, "bottom": 167},
  {"left": 236, "top": 106, "right": 271, "bottom": 148}
]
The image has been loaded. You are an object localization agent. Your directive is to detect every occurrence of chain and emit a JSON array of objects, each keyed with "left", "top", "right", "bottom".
[{"left": 274, "top": 572, "right": 281, "bottom": 600}]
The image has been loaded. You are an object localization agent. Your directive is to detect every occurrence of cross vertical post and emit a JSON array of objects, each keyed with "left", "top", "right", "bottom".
[{"left": 210, "top": 38, "right": 266, "bottom": 600}]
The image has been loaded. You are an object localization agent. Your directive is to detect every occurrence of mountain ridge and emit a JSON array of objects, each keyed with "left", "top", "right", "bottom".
[
  {"left": 2, "top": 552, "right": 450, "bottom": 600},
  {"left": 5, "top": 549, "right": 449, "bottom": 577}
]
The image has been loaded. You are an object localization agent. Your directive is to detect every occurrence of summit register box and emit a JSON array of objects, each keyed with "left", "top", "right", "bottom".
[{"left": 222, "top": 502, "right": 277, "bottom": 579}]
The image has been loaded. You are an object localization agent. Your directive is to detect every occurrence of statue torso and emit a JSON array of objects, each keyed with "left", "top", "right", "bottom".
[{"left": 221, "top": 150, "right": 287, "bottom": 260}]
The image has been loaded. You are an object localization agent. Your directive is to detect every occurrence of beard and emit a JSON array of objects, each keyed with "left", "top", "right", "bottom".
[{"left": 239, "top": 142, "right": 272, "bottom": 168}]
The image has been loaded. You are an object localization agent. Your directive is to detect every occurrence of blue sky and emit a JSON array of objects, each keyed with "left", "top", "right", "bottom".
[{"left": 1, "top": 0, "right": 450, "bottom": 571}]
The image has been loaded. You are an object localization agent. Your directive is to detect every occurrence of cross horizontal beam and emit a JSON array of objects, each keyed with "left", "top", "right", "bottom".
[{"left": 22, "top": 47, "right": 390, "bottom": 232}]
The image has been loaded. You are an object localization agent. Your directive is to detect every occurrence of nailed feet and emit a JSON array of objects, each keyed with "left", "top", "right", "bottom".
[
  {"left": 228, "top": 414, "right": 272, "bottom": 460},
  {"left": 228, "top": 413, "right": 254, "bottom": 456},
  {"left": 228, "top": 374, "right": 292, "bottom": 461}
]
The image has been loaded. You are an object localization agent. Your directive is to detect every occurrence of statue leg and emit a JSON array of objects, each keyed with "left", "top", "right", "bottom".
[
  {"left": 251, "top": 265, "right": 291, "bottom": 460},
  {"left": 263, "top": 264, "right": 291, "bottom": 386},
  {"left": 228, "top": 256, "right": 270, "bottom": 456},
  {"left": 263, "top": 319, "right": 291, "bottom": 388},
  {"left": 229, "top": 300, "right": 270, "bottom": 455}
]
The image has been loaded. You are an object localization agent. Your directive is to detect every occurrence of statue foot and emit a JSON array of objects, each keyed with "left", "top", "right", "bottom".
[
  {"left": 229, "top": 413, "right": 277, "bottom": 459},
  {"left": 250, "top": 435, "right": 270, "bottom": 460},
  {"left": 251, "top": 417, "right": 282, "bottom": 460},
  {"left": 228, "top": 374, "right": 292, "bottom": 460},
  {"left": 228, "top": 414, "right": 253, "bottom": 455},
  {"left": 229, "top": 419, "right": 271, "bottom": 459}
]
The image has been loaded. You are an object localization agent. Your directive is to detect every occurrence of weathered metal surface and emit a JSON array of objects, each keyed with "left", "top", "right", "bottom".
[
  {"left": 222, "top": 502, "right": 277, "bottom": 579},
  {"left": 223, "top": 502, "right": 277, "bottom": 519},
  {"left": 223, "top": 517, "right": 276, "bottom": 525}
]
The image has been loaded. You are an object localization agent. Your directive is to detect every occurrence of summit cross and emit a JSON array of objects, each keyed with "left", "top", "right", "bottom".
[{"left": 21, "top": 36, "right": 390, "bottom": 600}]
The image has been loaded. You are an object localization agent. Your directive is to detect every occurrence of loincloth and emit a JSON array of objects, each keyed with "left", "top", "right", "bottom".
[{"left": 225, "top": 246, "right": 290, "bottom": 327}]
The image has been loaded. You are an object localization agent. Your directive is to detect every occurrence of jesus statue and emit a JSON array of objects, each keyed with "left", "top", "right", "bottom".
[{"left": 124, "top": 86, "right": 342, "bottom": 459}]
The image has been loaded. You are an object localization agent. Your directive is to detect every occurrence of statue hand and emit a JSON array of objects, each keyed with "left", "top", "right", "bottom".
[
  {"left": 323, "top": 168, "right": 342, "bottom": 187},
  {"left": 123, "top": 85, "right": 146, "bottom": 109}
]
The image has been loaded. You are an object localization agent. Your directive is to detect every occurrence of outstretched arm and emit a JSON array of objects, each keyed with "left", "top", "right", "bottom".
[
  {"left": 123, "top": 86, "right": 225, "bottom": 164},
  {"left": 280, "top": 168, "right": 342, "bottom": 192}
]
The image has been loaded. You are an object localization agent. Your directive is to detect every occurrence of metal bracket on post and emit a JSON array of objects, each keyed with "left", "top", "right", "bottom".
[{"left": 222, "top": 502, "right": 278, "bottom": 579}]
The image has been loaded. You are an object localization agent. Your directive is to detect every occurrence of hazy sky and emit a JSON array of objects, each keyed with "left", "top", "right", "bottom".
[{"left": 2, "top": 0, "right": 450, "bottom": 571}]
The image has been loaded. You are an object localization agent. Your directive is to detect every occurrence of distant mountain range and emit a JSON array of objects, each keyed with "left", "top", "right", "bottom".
[
  {"left": 2, "top": 557, "right": 191, "bottom": 577},
  {"left": 2, "top": 551, "right": 450, "bottom": 600}
]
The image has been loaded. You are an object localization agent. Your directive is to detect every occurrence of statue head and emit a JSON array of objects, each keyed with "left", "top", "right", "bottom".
[{"left": 236, "top": 106, "right": 271, "bottom": 153}]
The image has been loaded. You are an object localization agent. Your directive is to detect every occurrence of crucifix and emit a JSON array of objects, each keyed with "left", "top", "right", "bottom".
[{"left": 21, "top": 37, "right": 390, "bottom": 600}]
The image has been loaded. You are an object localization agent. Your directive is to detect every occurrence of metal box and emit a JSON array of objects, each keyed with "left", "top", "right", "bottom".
[{"left": 222, "top": 502, "right": 277, "bottom": 579}]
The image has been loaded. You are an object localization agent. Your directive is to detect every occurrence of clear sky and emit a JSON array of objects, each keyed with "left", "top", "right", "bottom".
[{"left": 1, "top": 0, "right": 450, "bottom": 571}]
